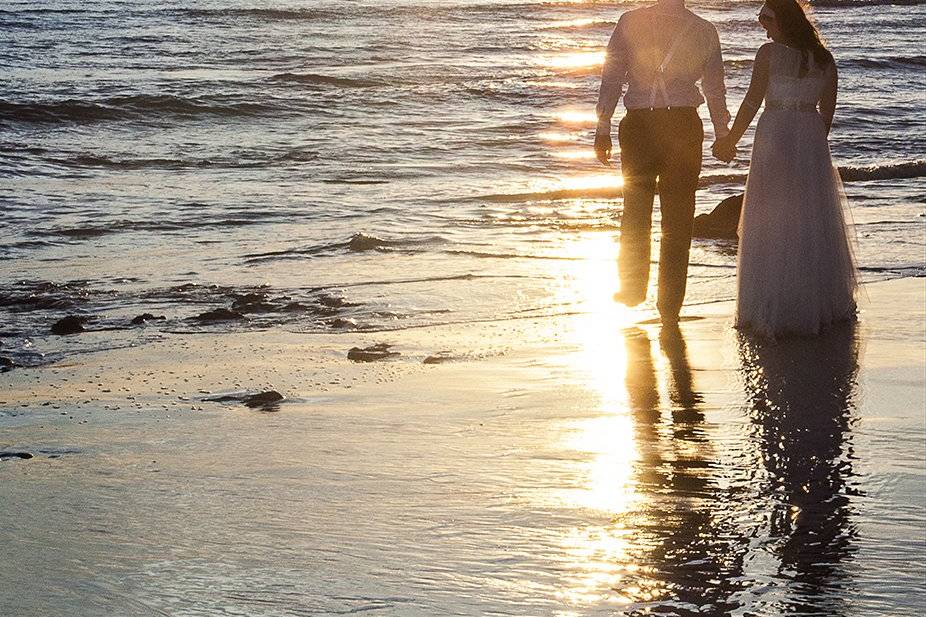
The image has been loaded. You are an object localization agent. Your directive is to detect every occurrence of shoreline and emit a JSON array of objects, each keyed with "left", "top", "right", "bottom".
[
  {"left": 2, "top": 278, "right": 923, "bottom": 417},
  {"left": 1, "top": 277, "right": 924, "bottom": 615}
]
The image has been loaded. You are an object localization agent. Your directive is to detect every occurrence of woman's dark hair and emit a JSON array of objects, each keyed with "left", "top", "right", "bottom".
[{"left": 765, "top": 0, "right": 834, "bottom": 73}]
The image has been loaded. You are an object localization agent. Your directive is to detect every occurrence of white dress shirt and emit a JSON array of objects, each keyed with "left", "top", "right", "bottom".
[{"left": 596, "top": 4, "right": 731, "bottom": 138}]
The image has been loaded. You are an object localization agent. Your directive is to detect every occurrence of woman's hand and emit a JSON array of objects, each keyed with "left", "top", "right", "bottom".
[{"left": 711, "top": 135, "right": 737, "bottom": 163}]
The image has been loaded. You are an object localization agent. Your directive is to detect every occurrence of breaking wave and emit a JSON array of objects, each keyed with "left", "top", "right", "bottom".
[{"left": 0, "top": 95, "right": 281, "bottom": 124}]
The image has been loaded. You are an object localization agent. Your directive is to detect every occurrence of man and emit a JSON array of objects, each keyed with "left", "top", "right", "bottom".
[{"left": 595, "top": 0, "right": 731, "bottom": 324}]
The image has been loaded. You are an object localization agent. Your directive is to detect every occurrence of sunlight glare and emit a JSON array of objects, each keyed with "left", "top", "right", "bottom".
[
  {"left": 543, "top": 51, "right": 605, "bottom": 70},
  {"left": 553, "top": 150, "right": 598, "bottom": 160},
  {"left": 539, "top": 131, "right": 584, "bottom": 143},
  {"left": 528, "top": 174, "right": 622, "bottom": 196},
  {"left": 544, "top": 17, "right": 603, "bottom": 29},
  {"left": 544, "top": 234, "right": 651, "bottom": 607},
  {"left": 554, "top": 110, "right": 599, "bottom": 125}
]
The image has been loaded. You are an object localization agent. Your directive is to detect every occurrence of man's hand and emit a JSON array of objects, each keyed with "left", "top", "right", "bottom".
[
  {"left": 594, "top": 128, "right": 612, "bottom": 166},
  {"left": 711, "top": 136, "right": 737, "bottom": 163}
]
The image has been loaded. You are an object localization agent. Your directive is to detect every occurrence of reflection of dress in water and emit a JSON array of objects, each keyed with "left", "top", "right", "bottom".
[
  {"left": 736, "top": 43, "right": 857, "bottom": 338},
  {"left": 738, "top": 323, "right": 860, "bottom": 615}
]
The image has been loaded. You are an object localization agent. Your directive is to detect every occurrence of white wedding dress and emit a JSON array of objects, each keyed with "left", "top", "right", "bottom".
[{"left": 736, "top": 43, "right": 858, "bottom": 338}]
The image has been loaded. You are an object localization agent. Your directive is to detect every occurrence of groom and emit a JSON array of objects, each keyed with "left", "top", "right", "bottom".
[{"left": 595, "top": 0, "right": 731, "bottom": 324}]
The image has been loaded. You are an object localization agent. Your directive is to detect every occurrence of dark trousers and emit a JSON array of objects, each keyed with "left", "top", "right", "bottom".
[{"left": 617, "top": 107, "right": 703, "bottom": 319}]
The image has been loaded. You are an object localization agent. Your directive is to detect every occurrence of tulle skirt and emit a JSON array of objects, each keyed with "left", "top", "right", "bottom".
[{"left": 736, "top": 109, "right": 858, "bottom": 338}]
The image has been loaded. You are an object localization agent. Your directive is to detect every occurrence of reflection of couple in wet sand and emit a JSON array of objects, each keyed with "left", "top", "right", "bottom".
[
  {"left": 595, "top": 0, "right": 857, "bottom": 338},
  {"left": 617, "top": 321, "right": 859, "bottom": 614}
]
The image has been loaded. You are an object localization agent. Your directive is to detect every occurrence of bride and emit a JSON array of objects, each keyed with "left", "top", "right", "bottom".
[{"left": 712, "top": 0, "right": 857, "bottom": 338}]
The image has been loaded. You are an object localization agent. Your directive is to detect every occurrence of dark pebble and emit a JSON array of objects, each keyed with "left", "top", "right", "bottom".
[
  {"left": 423, "top": 353, "right": 455, "bottom": 365},
  {"left": 231, "top": 294, "right": 277, "bottom": 313},
  {"left": 0, "top": 451, "right": 34, "bottom": 460},
  {"left": 348, "top": 343, "right": 399, "bottom": 362},
  {"left": 50, "top": 315, "right": 88, "bottom": 335},
  {"left": 318, "top": 294, "right": 358, "bottom": 308},
  {"left": 192, "top": 308, "right": 245, "bottom": 322},
  {"left": 243, "top": 390, "right": 284, "bottom": 409},
  {"left": 0, "top": 357, "right": 15, "bottom": 371},
  {"left": 205, "top": 390, "right": 284, "bottom": 411},
  {"left": 131, "top": 313, "right": 166, "bottom": 325}
]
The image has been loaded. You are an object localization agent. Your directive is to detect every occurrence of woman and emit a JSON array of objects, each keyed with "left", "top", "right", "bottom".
[{"left": 713, "top": 0, "right": 857, "bottom": 338}]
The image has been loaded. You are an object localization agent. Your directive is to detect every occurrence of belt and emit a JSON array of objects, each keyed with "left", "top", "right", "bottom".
[
  {"left": 765, "top": 101, "right": 817, "bottom": 112},
  {"left": 627, "top": 106, "right": 697, "bottom": 113}
]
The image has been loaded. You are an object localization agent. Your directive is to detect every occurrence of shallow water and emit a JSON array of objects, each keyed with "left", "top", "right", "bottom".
[
  {"left": 1, "top": 282, "right": 924, "bottom": 616},
  {"left": 1, "top": 3, "right": 925, "bottom": 612},
  {"left": 1, "top": 0, "right": 924, "bottom": 368}
]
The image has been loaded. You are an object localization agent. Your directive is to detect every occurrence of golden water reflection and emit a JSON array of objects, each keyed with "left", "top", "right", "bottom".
[
  {"left": 529, "top": 174, "right": 623, "bottom": 196},
  {"left": 546, "top": 235, "right": 861, "bottom": 613},
  {"left": 546, "top": 234, "right": 714, "bottom": 609},
  {"left": 552, "top": 149, "right": 598, "bottom": 160},
  {"left": 554, "top": 109, "right": 599, "bottom": 125},
  {"left": 539, "top": 130, "right": 585, "bottom": 143},
  {"left": 542, "top": 51, "right": 605, "bottom": 70}
]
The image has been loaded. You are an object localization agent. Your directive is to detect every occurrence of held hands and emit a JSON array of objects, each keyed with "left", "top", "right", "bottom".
[{"left": 711, "top": 134, "right": 738, "bottom": 163}]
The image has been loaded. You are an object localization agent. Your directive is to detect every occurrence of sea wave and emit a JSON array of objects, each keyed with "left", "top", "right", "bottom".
[
  {"left": 725, "top": 55, "right": 926, "bottom": 71},
  {"left": 27, "top": 210, "right": 288, "bottom": 240},
  {"left": 838, "top": 160, "right": 926, "bottom": 181},
  {"left": 268, "top": 73, "right": 384, "bottom": 88},
  {"left": 810, "top": 0, "right": 925, "bottom": 6},
  {"left": 540, "top": 19, "right": 616, "bottom": 31},
  {"left": 478, "top": 161, "right": 926, "bottom": 203},
  {"left": 34, "top": 149, "right": 319, "bottom": 171},
  {"left": 174, "top": 7, "right": 334, "bottom": 21},
  {"left": 243, "top": 233, "right": 448, "bottom": 262},
  {"left": 842, "top": 55, "right": 926, "bottom": 69},
  {"left": 0, "top": 95, "right": 279, "bottom": 124}
]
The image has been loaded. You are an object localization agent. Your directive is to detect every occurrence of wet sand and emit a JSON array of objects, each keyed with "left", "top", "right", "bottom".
[{"left": 1, "top": 278, "right": 924, "bottom": 616}]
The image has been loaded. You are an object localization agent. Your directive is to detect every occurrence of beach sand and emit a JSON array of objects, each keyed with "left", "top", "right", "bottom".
[{"left": 1, "top": 278, "right": 924, "bottom": 615}]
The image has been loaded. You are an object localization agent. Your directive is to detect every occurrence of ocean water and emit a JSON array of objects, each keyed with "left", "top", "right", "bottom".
[
  {"left": 1, "top": 3, "right": 925, "bottom": 615},
  {"left": 1, "top": 0, "right": 924, "bottom": 366}
]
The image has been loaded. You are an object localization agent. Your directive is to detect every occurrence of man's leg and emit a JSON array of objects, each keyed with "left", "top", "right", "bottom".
[
  {"left": 617, "top": 111, "right": 658, "bottom": 305},
  {"left": 654, "top": 109, "right": 703, "bottom": 321}
]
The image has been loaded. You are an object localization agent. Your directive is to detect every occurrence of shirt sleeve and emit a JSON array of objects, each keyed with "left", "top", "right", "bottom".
[
  {"left": 701, "top": 25, "right": 731, "bottom": 139},
  {"left": 596, "top": 16, "right": 629, "bottom": 130}
]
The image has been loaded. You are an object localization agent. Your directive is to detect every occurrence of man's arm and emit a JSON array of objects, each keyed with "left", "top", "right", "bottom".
[
  {"left": 594, "top": 16, "right": 629, "bottom": 164},
  {"left": 701, "top": 25, "right": 731, "bottom": 140},
  {"left": 596, "top": 16, "right": 629, "bottom": 130}
]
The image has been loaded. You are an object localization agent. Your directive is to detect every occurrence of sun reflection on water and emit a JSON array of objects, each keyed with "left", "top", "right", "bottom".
[
  {"left": 542, "top": 51, "right": 605, "bottom": 70},
  {"left": 554, "top": 109, "right": 599, "bottom": 125},
  {"left": 552, "top": 149, "right": 598, "bottom": 160},
  {"left": 539, "top": 130, "right": 585, "bottom": 143},
  {"left": 528, "top": 174, "right": 623, "bottom": 196},
  {"left": 544, "top": 233, "right": 672, "bottom": 609}
]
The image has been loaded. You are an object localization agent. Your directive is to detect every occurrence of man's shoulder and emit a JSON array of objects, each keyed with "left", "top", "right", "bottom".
[
  {"left": 614, "top": 7, "right": 640, "bottom": 27},
  {"left": 616, "top": 6, "right": 719, "bottom": 32},
  {"left": 686, "top": 10, "right": 720, "bottom": 35}
]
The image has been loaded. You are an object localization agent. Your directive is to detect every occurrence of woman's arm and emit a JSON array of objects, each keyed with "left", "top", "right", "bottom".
[
  {"left": 727, "top": 43, "right": 773, "bottom": 145},
  {"left": 819, "top": 59, "right": 838, "bottom": 135}
]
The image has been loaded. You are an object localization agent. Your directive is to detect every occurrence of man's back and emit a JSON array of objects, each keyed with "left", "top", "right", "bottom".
[{"left": 597, "top": 3, "right": 729, "bottom": 138}]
